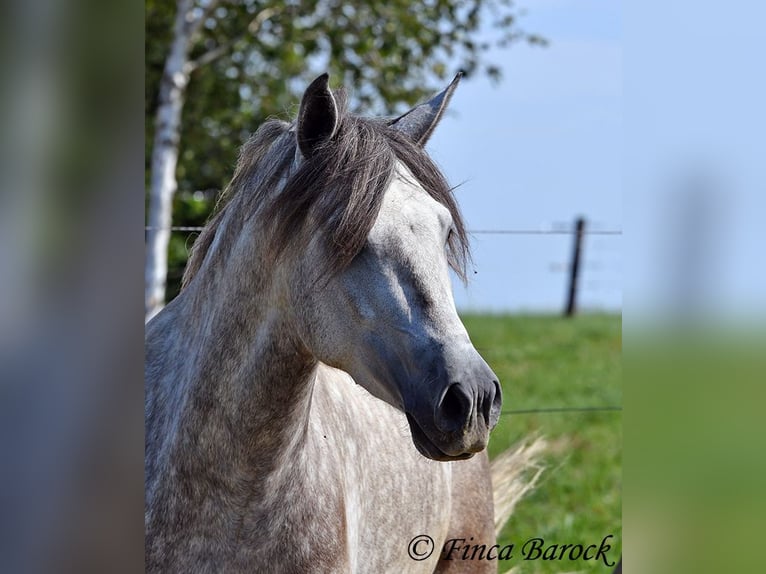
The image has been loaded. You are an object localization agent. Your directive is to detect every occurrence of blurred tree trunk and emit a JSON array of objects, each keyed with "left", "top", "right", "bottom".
[{"left": 145, "top": 0, "right": 205, "bottom": 320}]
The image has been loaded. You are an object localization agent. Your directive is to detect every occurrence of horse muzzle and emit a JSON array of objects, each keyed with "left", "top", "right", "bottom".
[{"left": 405, "top": 371, "right": 502, "bottom": 461}]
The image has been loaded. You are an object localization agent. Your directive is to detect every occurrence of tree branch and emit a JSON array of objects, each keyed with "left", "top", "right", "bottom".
[{"left": 187, "top": 7, "right": 278, "bottom": 72}]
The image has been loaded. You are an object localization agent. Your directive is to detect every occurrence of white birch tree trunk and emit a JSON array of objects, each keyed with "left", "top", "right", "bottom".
[{"left": 145, "top": 0, "right": 196, "bottom": 321}]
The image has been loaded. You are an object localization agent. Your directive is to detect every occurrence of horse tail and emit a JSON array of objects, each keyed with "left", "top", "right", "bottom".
[{"left": 491, "top": 436, "right": 548, "bottom": 538}]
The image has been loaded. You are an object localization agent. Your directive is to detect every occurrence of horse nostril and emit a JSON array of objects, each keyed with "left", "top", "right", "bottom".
[
  {"left": 481, "top": 387, "right": 492, "bottom": 426},
  {"left": 435, "top": 383, "right": 471, "bottom": 433},
  {"left": 479, "top": 380, "right": 500, "bottom": 427},
  {"left": 489, "top": 380, "right": 502, "bottom": 426}
]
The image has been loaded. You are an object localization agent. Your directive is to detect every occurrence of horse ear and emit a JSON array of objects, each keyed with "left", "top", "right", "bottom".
[
  {"left": 297, "top": 73, "right": 339, "bottom": 158},
  {"left": 389, "top": 72, "right": 463, "bottom": 146}
]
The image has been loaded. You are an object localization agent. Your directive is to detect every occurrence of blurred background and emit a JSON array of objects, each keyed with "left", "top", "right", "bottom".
[{"left": 1, "top": 0, "right": 764, "bottom": 572}]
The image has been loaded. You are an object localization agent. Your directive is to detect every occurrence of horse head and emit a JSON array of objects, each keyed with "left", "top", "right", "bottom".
[{"left": 284, "top": 74, "right": 502, "bottom": 461}]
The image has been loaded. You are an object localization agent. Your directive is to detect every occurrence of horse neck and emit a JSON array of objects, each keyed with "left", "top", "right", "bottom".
[{"left": 158, "top": 231, "right": 318, "bottom": 479}]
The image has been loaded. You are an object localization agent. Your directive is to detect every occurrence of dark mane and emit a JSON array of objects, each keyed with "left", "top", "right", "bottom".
[{"left": 183, "top": 90, "right": 469, "bottom": 287}]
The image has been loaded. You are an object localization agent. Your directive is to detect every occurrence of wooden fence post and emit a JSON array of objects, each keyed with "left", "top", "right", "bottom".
[{"left": 564, "top": 216, "right": 586, "bottom": 317}]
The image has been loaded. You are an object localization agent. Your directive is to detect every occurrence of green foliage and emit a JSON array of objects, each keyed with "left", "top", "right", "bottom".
[
  {"left": 145, "top": 0, "right": 543, "bottom": 297},
  {"left": 462, "top": 313, "right": 622, "bottom": 573}
]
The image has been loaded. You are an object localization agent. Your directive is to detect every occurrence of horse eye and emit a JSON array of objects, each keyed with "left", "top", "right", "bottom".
[{"left": 445, "top": 227, "right": 455, "bottom": 247}]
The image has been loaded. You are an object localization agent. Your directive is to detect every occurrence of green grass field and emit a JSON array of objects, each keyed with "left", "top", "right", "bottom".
[{"left": 461, "top": 313, "right": 622, "bottom": 573}]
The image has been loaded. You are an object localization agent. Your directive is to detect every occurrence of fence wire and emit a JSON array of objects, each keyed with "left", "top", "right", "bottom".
[
  {"left": 146, "top": 226, "right": 623, "bottom": 235},
  {"left": 501, "top": 406, "right": 622, "bottom": 416}
]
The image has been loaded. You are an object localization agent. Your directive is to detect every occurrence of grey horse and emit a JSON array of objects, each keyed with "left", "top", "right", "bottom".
[{"left": 146, "top": 73, "right": 531, "bottom": 573}]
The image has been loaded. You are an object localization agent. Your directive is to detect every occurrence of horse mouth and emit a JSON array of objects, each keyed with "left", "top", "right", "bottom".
[{"left": 405, "top": 414, "right": 475, "bottom": 462}]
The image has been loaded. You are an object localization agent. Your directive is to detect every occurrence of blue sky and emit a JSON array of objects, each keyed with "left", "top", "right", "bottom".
[{"left": 426, "top": 0, "right": 622, "bottom": 312}]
